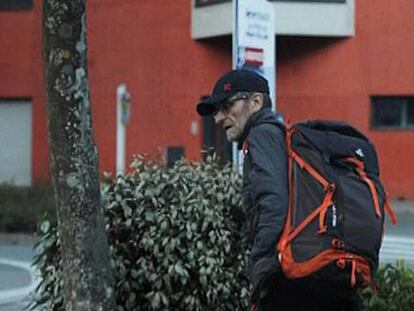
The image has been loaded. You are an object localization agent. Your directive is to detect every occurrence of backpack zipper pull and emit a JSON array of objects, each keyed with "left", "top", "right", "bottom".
[{"left": 351, "top": 259, "right": 357, "bottom": 287}]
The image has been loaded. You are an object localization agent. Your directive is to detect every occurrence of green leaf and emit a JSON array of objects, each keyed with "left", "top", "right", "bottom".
[
  {"left": 130, "top": 269, "right": 139, "bottom": 279},
  {"left": 174, "top": 262, "right": 184, "bottom": 276},
  {"left": 145, "top": 211, "right": 155, "bottom": 222},
  {"left": 151, "top": 292, "right": 160, "bottom": 309},
  {"left": 122, "top": 204, "right": 132, "bottom": 218},
  {"left": 40, "top": 220, "right": 50, "bottom": 234}
]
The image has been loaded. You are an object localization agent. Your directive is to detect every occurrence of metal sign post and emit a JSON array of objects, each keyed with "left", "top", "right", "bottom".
[
  {"left": 232, "top": 0, "right": 276, "bottom": 168},
  {"left": 116, "top": 83, "right": 131, "bottom": 175}
]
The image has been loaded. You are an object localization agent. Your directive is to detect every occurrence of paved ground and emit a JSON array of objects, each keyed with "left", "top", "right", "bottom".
[
  {"left": 380, "top": 200, "right": 414, "bottom": 268},
  {"left": 0, "top": 263, "right": 31, "bottom": 291},
  {"left": 0, "top": 296, "right": 31, "bottom": 311},
  {"left": 0, "top": 235, "right": 38, "bottom": 311}
]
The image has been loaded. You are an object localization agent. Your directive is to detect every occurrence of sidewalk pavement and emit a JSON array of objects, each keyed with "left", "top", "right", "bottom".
[
  {"left": 390, "top": 199, "right": 414, "bottom": 214},
  {"left": 0, "top": 234, "right": 39, "bottom": 309},
  {"left": 0, "top": 258, "right": 37, "bottom": 306}
]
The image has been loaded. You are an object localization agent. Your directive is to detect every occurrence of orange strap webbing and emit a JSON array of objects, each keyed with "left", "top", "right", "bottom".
[
  {"left": 278, "top": 130, "right": 295, "bottom": 251},
  {"left": 344, "top": 157, "right": 398, "bottom": 225},
  {"left": 242, "top": 140, "right": 248, "bottom": 156},
  {"left": 279, "top": 187, "right": 334, "bottom": 251},
  {"left": 280, "top": 246, "right": 374, "bottom": 289},
  {"left": 290, "top": 151, "right": 330, "bottom": 190},
  {"left": 279, "top": 130, "right": 335, "bottom": 251},
  {"left": 385, "top": 194, "right": 398, "bottom": 225},
  {"left": 361, "top": 172, "right": 382, "bottom": 218},
  {"left": 336, "top": 255, "right": 372, "bottom": 288},
  {"left": 291, "top": 150, "right": 334, "bottom": 234},
  {"left": 344, "top": 157, "right": 382, "bottom": 218}
]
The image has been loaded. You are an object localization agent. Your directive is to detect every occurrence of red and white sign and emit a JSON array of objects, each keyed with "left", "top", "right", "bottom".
[{"left": 244, "top": 47, "right": 264, "bottom": 67}]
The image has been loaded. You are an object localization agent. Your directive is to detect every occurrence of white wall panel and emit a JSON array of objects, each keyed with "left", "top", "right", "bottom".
[
  {"left": 0, "top": 100, "right": 32, "bottom": 186},
  {"left": 192, "top": 0, "right": 354, "bottom": 39}
]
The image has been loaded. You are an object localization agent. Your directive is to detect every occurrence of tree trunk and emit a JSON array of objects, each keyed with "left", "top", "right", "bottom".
[{"left": 42, "top": 1, "right": 116, "bottom": 310}]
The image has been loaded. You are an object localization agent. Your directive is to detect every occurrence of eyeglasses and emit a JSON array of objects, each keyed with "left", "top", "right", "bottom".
[{"left": 214, "top": 94, "right": 250, "bottom": 115}]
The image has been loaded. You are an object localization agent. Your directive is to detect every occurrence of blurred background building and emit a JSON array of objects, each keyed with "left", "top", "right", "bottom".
[{"left": 1, "top": 0, "right": 414, "bottom": 199}]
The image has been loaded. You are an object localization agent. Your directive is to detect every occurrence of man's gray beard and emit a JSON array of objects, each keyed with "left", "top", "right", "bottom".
[{"left": 226, "top": 132, "right": 240, "bottom": 142}]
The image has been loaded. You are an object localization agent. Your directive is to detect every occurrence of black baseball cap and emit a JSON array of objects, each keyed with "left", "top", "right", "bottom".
[{"left": 196, "top": 69, "right": 270, "bottom": 116}]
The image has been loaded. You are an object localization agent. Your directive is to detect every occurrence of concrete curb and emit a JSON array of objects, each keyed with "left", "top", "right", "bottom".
[{"left": 0, "top": 258, "right": 39, "bottom": 306}]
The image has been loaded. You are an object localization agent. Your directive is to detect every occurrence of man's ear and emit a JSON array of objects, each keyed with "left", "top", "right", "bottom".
[{"left": 250, "top": 93, "right": 264, "bottom": 113}]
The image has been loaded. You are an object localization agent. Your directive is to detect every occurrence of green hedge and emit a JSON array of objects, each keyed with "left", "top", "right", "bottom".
[
  {"left": 362, "top": 260, "right": 414, "bottom": 310},
  {"left": 30, "top": 158, "right": 250, "bottom": 310},
  {"left": 30, "top": 158, "right": 414, "bottom": 310}
]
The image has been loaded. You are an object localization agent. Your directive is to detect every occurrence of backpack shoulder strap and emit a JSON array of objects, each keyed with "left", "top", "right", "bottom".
[{"left": 241, "top": 114, "right": 286, "bottom": 156}]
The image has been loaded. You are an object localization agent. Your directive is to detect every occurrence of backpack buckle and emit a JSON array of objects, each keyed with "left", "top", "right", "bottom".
[
  {"left": 326, "top": 183, "right": 335, "bottom": 192},
  {"left": 331, "top": 238, "right": 345, "bottom": 249}
]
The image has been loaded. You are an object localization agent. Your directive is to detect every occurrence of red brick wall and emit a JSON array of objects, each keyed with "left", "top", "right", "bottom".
[
  {"left": 0, "top": 5, "right": 49, "bottom": 184},
  {"left": 1, "top": 1, "right": 231, "bottom": 182},
  {"left": 2, "top": 0, "right": 414, "bottom": 199},
  {"left": 277, "top": 0, "right": 414, "bottom": 199},
  {"left": 86, "top": 0, "right": 232, "bottom": 173}
]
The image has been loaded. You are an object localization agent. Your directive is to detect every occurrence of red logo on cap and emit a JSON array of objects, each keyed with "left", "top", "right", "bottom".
[{"left": 223, "top": 83, "right": 231, "bottom": 92}]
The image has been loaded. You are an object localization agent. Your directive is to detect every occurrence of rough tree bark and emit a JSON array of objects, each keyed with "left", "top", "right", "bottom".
[{"left": 42, "top": 1, "right": 116, "bottom": 310}]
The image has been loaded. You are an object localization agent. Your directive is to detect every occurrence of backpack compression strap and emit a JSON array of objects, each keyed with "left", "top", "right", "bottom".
[
  {"left": 344, "top": 157, "right": 397, "bottom": 225},
  {"left": 279, "top": 128, "right": 336, "bottom": 251},
  {"left": 384, "top": 193, "right": 397, "bottom": 225}
]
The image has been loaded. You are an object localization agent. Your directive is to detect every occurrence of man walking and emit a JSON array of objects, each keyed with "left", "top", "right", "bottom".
[
  {"left": 197, "top": 69, "right": 288, "bottom": 308},
  {"left": 196, "top": 69, "right": 361, "bottom": 310}
]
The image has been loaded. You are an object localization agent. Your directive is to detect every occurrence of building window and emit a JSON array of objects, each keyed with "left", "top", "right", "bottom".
[
  {"left": 371, "top": 96, "right": 414, "bottom": 129},
  {"left": 0, "top": 0, "right": 33, "bottom": 11},
  {"left": 195, "top": 0, "right": 228, "bottom": 7}
]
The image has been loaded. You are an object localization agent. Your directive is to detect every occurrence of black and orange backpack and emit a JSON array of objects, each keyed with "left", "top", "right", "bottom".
[{"left": 271, "top": 120, "right": 396, "bottom": 290}]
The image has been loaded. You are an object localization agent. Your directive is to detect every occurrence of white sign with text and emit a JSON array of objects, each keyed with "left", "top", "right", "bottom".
[{"left": 234, "top": 0, "right": 276, "bottom": 107}]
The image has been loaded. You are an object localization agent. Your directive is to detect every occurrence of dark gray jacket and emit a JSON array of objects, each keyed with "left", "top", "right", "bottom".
[{"left": 238, "top": 108, "right": 288, "bottom": 293}]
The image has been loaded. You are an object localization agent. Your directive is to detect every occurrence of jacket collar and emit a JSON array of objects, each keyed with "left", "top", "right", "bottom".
[{"left": 237, "top": 108, "right": 278, "bottom": 149}]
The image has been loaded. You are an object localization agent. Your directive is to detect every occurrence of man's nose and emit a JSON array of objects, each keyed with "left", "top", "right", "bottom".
[{"left": 214, "top": 110, "right": 225, "bottom": 124}]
